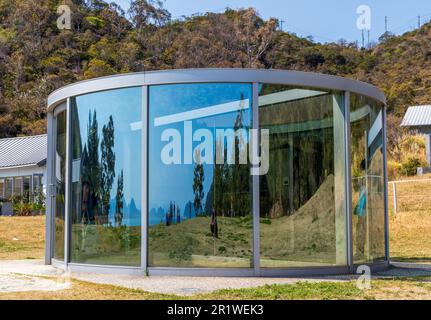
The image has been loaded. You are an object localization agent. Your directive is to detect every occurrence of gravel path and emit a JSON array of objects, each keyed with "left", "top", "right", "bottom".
[
  {"left": 1, "top": 260, "right": 431, "bottom": 295},
  {"left": 72, "top": 273, "right": 309, "bottom": 295},
  {"left": 0, "top": 260, "right": 69, "bottom": 293}
]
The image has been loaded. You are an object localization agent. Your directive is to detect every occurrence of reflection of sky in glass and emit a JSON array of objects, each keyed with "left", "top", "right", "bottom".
[
  {"left": 75, "top": 87, "right": 142, "bottom": 226},
  {"left": 149, "top": 83, "right": 252, "bottom": 226}
]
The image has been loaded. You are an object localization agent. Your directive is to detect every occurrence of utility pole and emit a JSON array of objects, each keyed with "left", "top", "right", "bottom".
[
  {"left": 385, "top": 16, "right": 388, "bottom": 33},
  {"left": 418, "top": 15, "right": 421, "bottom": 29},
  {"left": 279, "top": 19, "right": 285, "bottom": 32},
  {"left": 367, "top": 29, "right": 370, "bottom": 48},
  {"left": 361, "top": 29, "right": 365, "bottom": 48}
]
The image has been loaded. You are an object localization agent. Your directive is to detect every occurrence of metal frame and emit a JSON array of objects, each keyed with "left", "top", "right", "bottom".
[
  {"left": 64, "top": 98, "right": 72, "bottom": 267},
  {"left": 382, "top": 105, "right": 390, "bottom": 263},
  {"left": 46, "top": 102, "right": 67, "bottom": 264},
  {"left": 141, "top": 86, "right": 149, "bottom": 274},
  {"left": 48, "top": 69, "right": 386, "bottom": 110},
  {"left": 45, "top": 112, "right": 54, "bottom": 264},
  {"left": 344, "top": 92, "right": 355, "bottom": 273},
  {"left": 46, "top": 68, "right": 389, "bottom": 277},
  {"left": 252, "top": 82, "right": 260, "bottom": 276}
]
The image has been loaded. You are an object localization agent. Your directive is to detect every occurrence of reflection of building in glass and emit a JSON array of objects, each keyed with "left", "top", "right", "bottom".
[{"left": 46, "top": 69, "right": 389, "bottom": 277}]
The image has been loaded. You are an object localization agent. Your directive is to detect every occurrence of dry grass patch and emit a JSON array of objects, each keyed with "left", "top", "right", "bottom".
[
  {"left": 2, "top": 276, "right": 431, "bottom": 300},
  {"left": 388, "top": 176, "right": 431, "bottom": 263},
  {"left": 390, "top": 210, "right": 431, "bottom": 262},
  {"left": 0, "top": 216, "right": 45, "bottom": 260},
  {"left": 0, "top": 278, "right": 176, "bottom": 300}
]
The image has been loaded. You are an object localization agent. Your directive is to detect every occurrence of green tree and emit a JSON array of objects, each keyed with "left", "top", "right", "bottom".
[
  {"left": 115, "top": 170, "right": 124, "bottom": 226},
  {"left": 193, "top": 149, "right": 205, "bottom": 216},
  {"left": 85, "top": 110, "right": 100, "bottom": 217},
  {"left": 100, "top": 115, "right": 115, "bottom": 222}
]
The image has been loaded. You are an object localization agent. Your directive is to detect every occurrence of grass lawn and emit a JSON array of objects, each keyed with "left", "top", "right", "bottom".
[
  {"left": 0, "top": 216, "right": 45, "bottom": 260},
  {"left": 1, "top": 178, "right": 431, "bottom": 301},
  {"left": 1, "top": 276, "right": 431, "bottom": 300},
  {"left": 2, "top": 211, "right": 430, "bottom": 265},
  {"left": 388, "top": 176, "right": 431, "bottom": 263}
]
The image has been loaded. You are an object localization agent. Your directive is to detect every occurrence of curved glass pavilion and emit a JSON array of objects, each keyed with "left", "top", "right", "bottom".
[{"left": 46, "top": 69, "right": 389, "bottom": 276}]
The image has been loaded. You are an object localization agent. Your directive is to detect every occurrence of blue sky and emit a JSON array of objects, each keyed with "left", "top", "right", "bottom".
[{"left": 114, "top": 0, "right": 431, "bottom": 43}]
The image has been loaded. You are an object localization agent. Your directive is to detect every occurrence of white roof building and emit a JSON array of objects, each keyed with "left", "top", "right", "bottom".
[
  {"left": 0, "top": 134, "right": 47, "bottom": 214},
  {"left": 402, "top": 105, "right": 431, "bottom": 167}
]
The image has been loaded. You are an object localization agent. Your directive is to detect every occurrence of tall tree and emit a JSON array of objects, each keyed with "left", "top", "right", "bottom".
[
  {"left": 86, "top": 110, "right": 100, "bottom": 210},
  {"left": 100, "top": 115, "right": 115, "bottom": 222},
  {"left": 115, "top": 169, "right": 124, "bottom": 226},
  {"left": 193, "top": 149, "right": 205, "bottom": 216}
]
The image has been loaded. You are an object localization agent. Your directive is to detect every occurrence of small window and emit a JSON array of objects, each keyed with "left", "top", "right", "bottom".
[
  {"left": 13, "top": 177, "right": 22, "bottom": 197},
  {"left": 33, "top": 175, "right": 43, "bottom": 192},
  {"left": 23, "top": 176, "right": 31, "bottom": 202},
  {"left": 0, "top": 178, "right": 4, "bottom": 200},
  {"left": 4, "top": 178, "right": 13, "bottom": 200}
]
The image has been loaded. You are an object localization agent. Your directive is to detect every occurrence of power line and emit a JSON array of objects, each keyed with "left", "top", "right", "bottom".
[{"left": 284, "top": 22, "right": 338, "bottom": 43}]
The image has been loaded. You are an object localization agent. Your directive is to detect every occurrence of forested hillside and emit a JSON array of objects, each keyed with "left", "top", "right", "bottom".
[{"left": 0, "top": 0, "right": 430, "bottom": 142}]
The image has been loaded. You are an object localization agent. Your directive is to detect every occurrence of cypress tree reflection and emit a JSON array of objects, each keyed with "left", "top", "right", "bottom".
[
  {"left": 70, "top": 88, "right": 142, "bottom": 266},
  {"left": 148, "top": 83, "right": 253, "bottom": 268}
]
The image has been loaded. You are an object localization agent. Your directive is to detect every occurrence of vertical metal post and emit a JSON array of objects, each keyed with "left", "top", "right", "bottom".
[
  {"left": 344, "top": 91, "right": 354, "bottom": 273},
  {"left": 64, "top": 98, "right": 72, "bottom": 267},
  {"left": 141, "top": 86, "right": 148, "bottom": 274},
  {"left": 364, "top": 130, "right": 370, "bottom": 259},
  {"left": 333, "top": 93, "right": 347, "bottom": 265},
  {"left": 252, "top": 82, "right": 260, "bottom": 276},
  {"left": 45, "top": 112, "right": 54, "bottom": 265},
  {"left": 382, "top": 105, "right": 390, "bottom": 263}
]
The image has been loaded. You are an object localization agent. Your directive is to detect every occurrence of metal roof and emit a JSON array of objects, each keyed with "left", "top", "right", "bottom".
[
  {"left": 47, "top": 68, "right": 386, "bottom": 111},
  {"left": 401, "top": 105, "right": 431, "bottom": 127},
  {"left": 0, "top": 134, "right": 47, "bottom": 169}
]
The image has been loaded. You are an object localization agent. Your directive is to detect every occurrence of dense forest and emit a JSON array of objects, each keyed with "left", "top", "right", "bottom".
[{"left": 0, "top": 0, "right": 430, "bottom": 165}]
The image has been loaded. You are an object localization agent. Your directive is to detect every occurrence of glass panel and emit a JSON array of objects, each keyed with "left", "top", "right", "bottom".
[
  {"left": 259, "top": 84, "right": 347, "bottom": 267},
  {"left": 4, "top": 178, "right": 13, "bottom": 200},
  {"left": 13, "top": 177, "right": 22, "bottom": 197},
  {"left": 23, "top": 176, "right": 31, "bottom": 202},
  {"left": 148, "top": 83, "right": 253, "bottom": 268},
  {"left": 351, "top": 94, "right": 385, "bottom": 263},
  {"left": 0, "top": 179, "right": 4, "bottom": 200},
  {"left": 70, "top": 88, "right": 142, "bottom": 266},
  {"left": 33, "top": 175, "right": 41, "bottom": 192},
  {"left": 54, "top": 110, "right": 67, "bottom": 260}
]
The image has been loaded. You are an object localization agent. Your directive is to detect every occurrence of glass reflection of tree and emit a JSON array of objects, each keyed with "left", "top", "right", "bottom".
[
  {"left": 115, "top": 170, "right": 124, "bottom": 226},
  {"left": 82, "top": 111, "right": 101, "bottom": 224},
  {"left": 81, "top": 111, "right": 117, "bottom": 225},
  {"left": 193, "top": 149, "right": 205, "bottom": 216},
  {"left": 100, "top": 115, "right": 116, "bottom": 225},
  {"left": 207, "top": 98, "right": 250, "bottom": 219},
  {"left": 166, "top": 201, "right": 180, "bottom": 226}
]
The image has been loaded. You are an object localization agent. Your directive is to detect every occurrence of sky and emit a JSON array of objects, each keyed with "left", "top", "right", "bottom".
[{"left": 114, "top": 0, "right": 431, "bottom": 43}]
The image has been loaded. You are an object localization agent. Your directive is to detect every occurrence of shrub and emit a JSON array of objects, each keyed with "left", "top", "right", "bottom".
[
  {"left": 10, "top": 190, "right": 46, "bottom": 216},
  {"left": 388, "top": 160, "right": 402, "bottom": 180},
  {"left": 401, "top": 157, "right": 428, "bottom": 176},
  {"left": 14, "top": 203, "right": 33, "bottom": 216}
]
